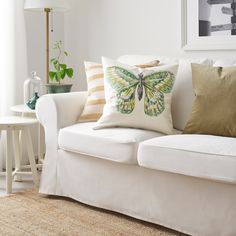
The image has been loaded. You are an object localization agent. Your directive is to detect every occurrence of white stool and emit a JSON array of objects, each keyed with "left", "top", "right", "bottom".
[{"left": 0, "top": 116, "right": 39, "bottom": 194}]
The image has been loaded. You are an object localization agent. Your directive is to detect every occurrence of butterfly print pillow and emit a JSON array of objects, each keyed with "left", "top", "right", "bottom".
[{"left": 94, "top": 57, "right": 179, "bottom": 134}]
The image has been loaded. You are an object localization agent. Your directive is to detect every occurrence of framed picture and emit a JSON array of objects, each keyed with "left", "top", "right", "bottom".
[{"left": 182, "top": 0, "right": 236, "bottom": 50}]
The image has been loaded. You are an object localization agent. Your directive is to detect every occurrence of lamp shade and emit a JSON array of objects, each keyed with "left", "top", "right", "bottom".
[{"left": 24, "top": 0, "right": 70, "bottom": 12}]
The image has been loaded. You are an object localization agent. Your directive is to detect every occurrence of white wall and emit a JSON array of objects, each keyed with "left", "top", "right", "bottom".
[
  {"left": 64, "top": 0, "right": 91, "bottom": 91},
  {"left": 64, "top": 0, "right": 236, "bottom": 91}
]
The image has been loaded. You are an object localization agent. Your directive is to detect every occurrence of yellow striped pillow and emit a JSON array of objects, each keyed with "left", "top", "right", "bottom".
[{"left": 78, "top": 62, "right": 105, "bottom": 122}]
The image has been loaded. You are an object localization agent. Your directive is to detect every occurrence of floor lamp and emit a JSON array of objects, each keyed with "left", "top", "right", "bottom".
[{"left": 24, "top": 0, "right": 69, "bottom": 85}]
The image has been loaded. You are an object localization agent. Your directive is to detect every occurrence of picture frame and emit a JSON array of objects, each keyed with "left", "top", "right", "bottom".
[{"left": 182, "top": 0, "right": 236, "bottom": 51}]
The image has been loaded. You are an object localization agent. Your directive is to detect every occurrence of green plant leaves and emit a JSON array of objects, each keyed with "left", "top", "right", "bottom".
[
  {"left": 66, "top": 68, "right": 74, "bottom": 78},
  {"left": 60, "top": 64, "right": 67, "bottom": 70},
  {"left": 49, "top": 68, "right": 68, "bottom": 82},
  {"left": 49, "top": 41, "right": 74, "bottom": 83},
  {"left": 49, "top": 71, "right": 56, "bottom": 80},
  {"left": 59, "top": 70, "right": 66, "bottom": 80}
]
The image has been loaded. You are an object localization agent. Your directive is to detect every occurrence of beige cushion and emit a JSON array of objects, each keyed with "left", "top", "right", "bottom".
[
  {"left": 135, "top": 60, "right": 160, "bottom": 68},
  {"left": 94, "top": 57, "right": 178, "bottom": 134},
  {"left": 59, "top": 122, "right": 162, "bottom": 164},
  {"left": 184, "top": 64, "right": 236, "bottom": 137}
]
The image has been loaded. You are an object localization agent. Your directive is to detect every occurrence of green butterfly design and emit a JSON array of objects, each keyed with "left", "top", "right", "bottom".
[{"left": 106, "top": 66, "right": 175, "bottom": 117}]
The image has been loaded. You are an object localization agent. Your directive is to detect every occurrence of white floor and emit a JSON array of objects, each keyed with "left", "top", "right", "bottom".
[{"left": 0, "top": 174, "right": 35, "bottom": 197}]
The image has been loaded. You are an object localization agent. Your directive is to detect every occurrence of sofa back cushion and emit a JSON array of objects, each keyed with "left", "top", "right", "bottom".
[
  {"left": 118, "top": 55, "right": 178, "bottom": 67},
  {"left": 171, "top": 58, "right": 213, "bottom": 130}
]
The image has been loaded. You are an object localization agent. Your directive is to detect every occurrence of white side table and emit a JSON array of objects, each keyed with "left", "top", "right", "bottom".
[
  {"left": 0, "top": 116, "right": 39, "bottom": 194},
  {"left": 11, "top": 104, "right": 44, "bottom": 164}
]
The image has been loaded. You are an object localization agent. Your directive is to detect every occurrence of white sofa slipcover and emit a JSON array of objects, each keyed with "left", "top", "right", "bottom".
[
  {"left": 36, "top": 55, "right": 236, "bottom": 236},
  {"left": 138, "top": 134, "right": 236, "bottom": 183},
  {"left": 59, "top": 122, "right": 162, "bottom": 164}
]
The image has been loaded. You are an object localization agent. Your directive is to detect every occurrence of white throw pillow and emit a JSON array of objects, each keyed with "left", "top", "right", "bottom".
[
  {"left": 94, "top": 57, "right": 178, "bottom": 134},
  {"left": 78, "top": 60, "right": 160, "bottom": 122}
]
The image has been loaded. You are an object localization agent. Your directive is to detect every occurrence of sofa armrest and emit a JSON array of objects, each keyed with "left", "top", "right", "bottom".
[
  {"left": 35, "top": 91, "right": 87, "bottom": 194},
  {"left": 36, "top": 91, "right": 87, "bottom": 130}
]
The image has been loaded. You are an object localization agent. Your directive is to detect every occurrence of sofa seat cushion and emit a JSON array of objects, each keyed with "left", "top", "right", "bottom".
[
  {"left": 59, "top": 122, "right": 163, "bottom": 164},
  {"left": 138, "top": 134, "right": 236, "bottom": 183}
]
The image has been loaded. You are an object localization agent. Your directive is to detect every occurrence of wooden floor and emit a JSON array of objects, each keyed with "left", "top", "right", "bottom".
[{"left": 0, "top": 174, "right": 35, "bottom": 197}]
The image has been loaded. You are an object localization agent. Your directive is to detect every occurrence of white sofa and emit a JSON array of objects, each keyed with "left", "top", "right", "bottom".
[{"left": 36, "top": 55, "right": 236, "bottom": 236}]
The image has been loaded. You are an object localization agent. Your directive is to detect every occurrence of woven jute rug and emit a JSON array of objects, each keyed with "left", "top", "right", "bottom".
[{"left": 0, "top": 189, "right": 186, "bottom": 236}]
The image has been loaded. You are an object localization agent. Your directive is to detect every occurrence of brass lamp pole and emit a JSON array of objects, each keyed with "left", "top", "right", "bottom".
[
  {"left": 24, "top": 0, "right": 69, "bottom": 87},
  {"left": 44, "top": 8, "right": 51, "bottom": 84}
]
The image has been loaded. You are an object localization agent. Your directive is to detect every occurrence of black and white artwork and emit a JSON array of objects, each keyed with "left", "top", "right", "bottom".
[{"left": 199, "top": 0, "right": 236, "bottom": 36}]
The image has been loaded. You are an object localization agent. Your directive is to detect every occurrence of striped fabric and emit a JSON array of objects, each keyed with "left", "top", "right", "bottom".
[{"left": 78, "top": 62, "right": 105, "bottom": 122}]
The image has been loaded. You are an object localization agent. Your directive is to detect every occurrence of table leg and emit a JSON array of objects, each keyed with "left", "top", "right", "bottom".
[
  {"left": 13, "top": 130, "right": 22, "bottom": 182},
  {"left": 24, "top": 127, "right": 39, "bottom": 187},
  {"left": 6, "top": 130, "right": 13, "bottom": 194}
]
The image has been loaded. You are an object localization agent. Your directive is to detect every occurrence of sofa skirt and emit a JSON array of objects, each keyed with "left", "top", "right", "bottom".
[{"left": 39, "top": 149, "right": 236, "bottom": 236}]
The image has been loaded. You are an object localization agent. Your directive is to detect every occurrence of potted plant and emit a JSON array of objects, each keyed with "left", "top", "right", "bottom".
[{"left": 46, "top": 40, "right": 74, "bottom": 93}]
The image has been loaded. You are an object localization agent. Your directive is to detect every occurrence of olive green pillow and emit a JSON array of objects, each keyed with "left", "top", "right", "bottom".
[{"left": 183, "top": 63, "right": 236, "bottom": 137}]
